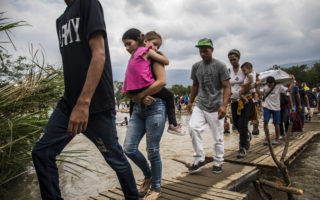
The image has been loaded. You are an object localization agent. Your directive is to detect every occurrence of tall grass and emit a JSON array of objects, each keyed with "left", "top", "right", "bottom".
[
  {"left": 0, "top": 53, "right": 64, "bottom": 185},
  {"left": 0, "top": 12, "right": 103, "bottom": 186}
]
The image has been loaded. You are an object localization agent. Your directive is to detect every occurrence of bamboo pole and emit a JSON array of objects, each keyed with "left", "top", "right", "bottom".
[{"left": 259, "top": 178, "right": 303, "bottom": 195}]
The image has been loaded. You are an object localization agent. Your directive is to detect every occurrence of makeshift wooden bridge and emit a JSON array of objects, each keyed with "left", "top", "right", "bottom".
[{"left": 83, "top": 117, "right": 320, "bottom": 200}]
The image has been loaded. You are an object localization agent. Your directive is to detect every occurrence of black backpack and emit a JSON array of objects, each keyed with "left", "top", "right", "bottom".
[{"left": 280, "top": 93, "right": 289, "bottom": 106}]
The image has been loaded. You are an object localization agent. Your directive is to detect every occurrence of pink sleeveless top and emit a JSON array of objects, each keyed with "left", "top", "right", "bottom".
[{"left": 122, "top": 46, "right": 155, "bottom": 92}]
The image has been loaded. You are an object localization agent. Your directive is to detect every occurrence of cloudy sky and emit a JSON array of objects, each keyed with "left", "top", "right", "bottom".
[{"left": 1, "top": 0, "right": 320, "bottom": 72}]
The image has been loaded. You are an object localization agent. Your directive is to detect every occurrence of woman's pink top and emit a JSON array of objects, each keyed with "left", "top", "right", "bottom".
[{"left": 122, "top": 46, "right": 155, "bottom": 92}]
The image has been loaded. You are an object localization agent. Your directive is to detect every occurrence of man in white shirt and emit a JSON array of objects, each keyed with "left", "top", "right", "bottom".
[{"left": 258, "top": 75, "right": 294, "bottom": 145}]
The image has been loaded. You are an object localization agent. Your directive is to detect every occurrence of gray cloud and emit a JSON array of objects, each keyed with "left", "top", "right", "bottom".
[{"left": 1, "top": 0, "right": 319, "bottom": 73}]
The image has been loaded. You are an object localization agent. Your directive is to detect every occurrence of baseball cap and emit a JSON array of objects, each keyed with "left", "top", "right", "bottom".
[{"left": 195, "top": 38, "right": 213, "bottom": 48}]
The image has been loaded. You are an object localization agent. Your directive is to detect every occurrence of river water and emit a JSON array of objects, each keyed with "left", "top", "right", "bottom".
[{"left": 1, "top": 113, "right": 319, "bottom": 200}]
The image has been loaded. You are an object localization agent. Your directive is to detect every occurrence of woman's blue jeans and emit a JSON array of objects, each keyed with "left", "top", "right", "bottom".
[
  {"left": 32, "top": 103, "right": 139, "bottom": 200},
  {"left": 123, "top": 99, "right": 166, "bottom": 190}
]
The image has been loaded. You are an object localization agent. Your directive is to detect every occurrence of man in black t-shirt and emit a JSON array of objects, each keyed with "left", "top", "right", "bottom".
[{"left": 32, "top": 0, "right": 139, "bottom": 199}]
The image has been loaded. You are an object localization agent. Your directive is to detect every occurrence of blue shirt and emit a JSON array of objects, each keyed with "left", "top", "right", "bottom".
[{"left": 299, "top": 89, "right": 307, "bottom": 107}]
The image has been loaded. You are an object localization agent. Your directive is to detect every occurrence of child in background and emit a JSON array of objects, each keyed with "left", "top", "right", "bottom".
[
  {"left": 122, "top": 30, "right": 185, "bottom": 135},
  {"left": 239, "top": 62, "right": 256, "bottom": 104}
]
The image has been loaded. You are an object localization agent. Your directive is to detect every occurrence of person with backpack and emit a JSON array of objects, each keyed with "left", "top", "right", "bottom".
[{"left": 256, "top": 75, "right": 295, "bottom": 145}]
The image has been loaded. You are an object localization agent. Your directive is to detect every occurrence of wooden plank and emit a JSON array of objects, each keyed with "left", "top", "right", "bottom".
[
  {"left": 110, "top": 188, "right": 125, "bottom": 197},
  {"left": 99, "top": 190, "right": 123, "bottom": 200},
  {"left": 162, "top": 183, "right": 226, "bottom": 200},
  {"left": 168, "top": 178, "right": 246, "bottom": 198},
  {"left": 258, "top": 131, "right": 316, "bottom": 166},
  {"left": 160, "top": 186, "right": 206, "bottom": 200},
  {"left": 287, "top": 132, "right": 316, "bottom": 152},
  {"left": 224, "top": 131, "right": 318, "bottom": 167},
  {"left": 89, "top": 194, "right": 111, "bottom": 200},
  {"left": 157, "top": 192, "right": 183, "bottom": 200},
  {"left": 162, "top": 179, "right": 244, "bottom": 200}
]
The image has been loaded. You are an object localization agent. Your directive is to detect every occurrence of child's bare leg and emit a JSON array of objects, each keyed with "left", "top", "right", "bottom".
[{"left": 239, "top": 88, "right": 249, "bottom": 104}]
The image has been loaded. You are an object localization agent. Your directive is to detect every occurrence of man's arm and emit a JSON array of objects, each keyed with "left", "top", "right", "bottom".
[
  {"left": 296, "top": 92, "right": 302, "bottom": 111},
  {"left": 255, "top": 82, "right": 262, "bottom": 98},
  {"left": 218, "top": 79, "right": 231, "bottom": 119},
  {"left": 67, "top": 32, "right": 105, "bottom": 135},
  {"left": 187, "top": 80, "right": 199, "bottom": 113},
  {"left": 286, "top": 74, "right": 295, "bottom": 92},
  {"left": 289, "top": 94, "right": 294, "bottom": 111}
]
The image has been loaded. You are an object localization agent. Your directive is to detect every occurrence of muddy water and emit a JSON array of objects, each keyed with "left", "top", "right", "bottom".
[
  {"left": 242, "top": 137, "right": 320, "bottom": 200},
  {"left": 2, "top": 113, "right": 319, "bottom": 200}
]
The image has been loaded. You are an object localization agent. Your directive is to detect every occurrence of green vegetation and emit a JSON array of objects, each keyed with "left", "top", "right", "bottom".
[
  {"left": 168, "top": 84, "right": 191, "bottom": 96},
  {"left": 0, "top": 51, "right": 64, "bottom": 185},
  {"left": 0, "top": 12, "right": 64, "bottom": 185},
  {"left": 0, "top": 13, "right": 101, "bottom": 186},
  {"left": 281, "top": 63, "right": 320, "bottom": 88},
  {"left": 113, "top": 80, "right": 128, "bottom": 103}
]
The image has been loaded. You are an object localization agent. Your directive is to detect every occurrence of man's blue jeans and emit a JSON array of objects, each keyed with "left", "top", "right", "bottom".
[
  {"left": 32, "top": 104, "right": 139, "bottom": 200},
  {"left": 123, "top": 99, "right": 166, "bottom": 190}
]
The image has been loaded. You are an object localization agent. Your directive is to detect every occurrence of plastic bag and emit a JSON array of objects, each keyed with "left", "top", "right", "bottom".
[{"left": 259, "top": 69, "right": 292, "bottom": 85}]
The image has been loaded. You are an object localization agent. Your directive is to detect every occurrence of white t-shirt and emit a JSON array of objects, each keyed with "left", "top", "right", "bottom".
[
  {"left": 229, "top": 67, "right": 245, "bottom": 99},
  {"left": 263, "top": 84, "right": 288, "bottom": 111},
  {"left": 244, "top": 71, "right": 256, "bottom": 93}
]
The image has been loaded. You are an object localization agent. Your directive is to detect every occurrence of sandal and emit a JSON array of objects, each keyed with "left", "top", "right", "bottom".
[
  {"left": 138, "top": 176, "right": 152, "bottom": 197},
  {"left": 142, "top": 189, "right": 161, "bottom": 200}
]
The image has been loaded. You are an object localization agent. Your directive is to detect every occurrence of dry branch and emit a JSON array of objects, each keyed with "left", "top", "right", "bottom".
[{"left": 259, "top": 178, "right": 303, "bottom": 195}]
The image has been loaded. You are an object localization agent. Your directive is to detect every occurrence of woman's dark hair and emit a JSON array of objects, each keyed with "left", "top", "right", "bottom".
[
  {"left": 266, "top": 76, "right": 275, "bottom": 84},
  {"left": 228, "top": 49, "right": 241, "bottom": 58},
  {"left": 241, "top": 62, "right": 252, "bottom": 69},
  {"left": 122, "top": 28, "right": 144, "bottom": 55},
  {"left": 122, "top": 28, "right": 142, "bottom": 41}
]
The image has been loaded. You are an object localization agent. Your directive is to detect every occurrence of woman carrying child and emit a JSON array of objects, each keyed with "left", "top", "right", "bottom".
[
  {"left": 122, "top": 30, "right": 184, "bottom": 135},
  {"left": 228, "top": 49, "right": 253, "bottom": 158},
  {"left": 121, "top": 28, "right": 180, "bottom": 200}
]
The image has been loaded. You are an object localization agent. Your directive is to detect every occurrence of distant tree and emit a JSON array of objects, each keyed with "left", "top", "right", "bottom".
[
  {"left": 0, "top": 52, "right": 33, "bottom": 86},
  {"left": 168, "top": 84, "right": 191, "bottom": 96},
  {"left": 282, "top": 63, "right": 320, "bottom": 88},
  {"left": 113, "top": 81, "right": 127, "bottom": 103}
]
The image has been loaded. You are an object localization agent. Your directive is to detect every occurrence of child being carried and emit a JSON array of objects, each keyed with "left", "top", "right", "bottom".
[{"left": 239, "top": 62, "right": 256, "bottom": 104}]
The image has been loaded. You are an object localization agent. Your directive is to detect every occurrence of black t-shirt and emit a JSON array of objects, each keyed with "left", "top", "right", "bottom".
[{"left": 56, "top": 0, "right": 115, "bottom": 114}]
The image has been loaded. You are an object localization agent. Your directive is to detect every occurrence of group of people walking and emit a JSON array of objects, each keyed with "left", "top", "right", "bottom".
[{"left": 30, "top": 1, "right": 319, "bottom": 200}]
